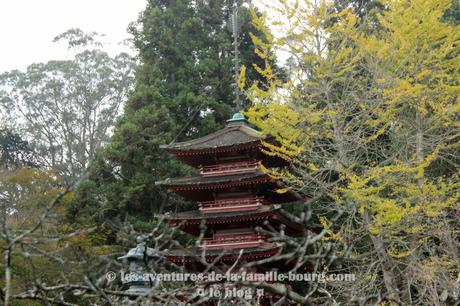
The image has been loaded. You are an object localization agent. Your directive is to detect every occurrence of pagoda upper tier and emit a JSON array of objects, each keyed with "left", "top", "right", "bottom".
[
  {"left": 160, "top": 113, "right": 287, "bottom": 168},
  {"left": 157, "top": 113, "right": 304, "bottom": 203}
]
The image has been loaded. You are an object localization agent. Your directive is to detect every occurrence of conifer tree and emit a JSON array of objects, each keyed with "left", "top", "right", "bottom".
[{"left": 70, "top": 0, "right": 276, "bottom": 228}]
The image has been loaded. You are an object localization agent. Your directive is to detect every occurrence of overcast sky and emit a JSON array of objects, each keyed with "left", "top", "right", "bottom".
[
  {"left": 0, "top": 0, "right": 147, "bottom": 73},
  {"left": 0, "top": 0, "right": 276, "bottom": 74}
]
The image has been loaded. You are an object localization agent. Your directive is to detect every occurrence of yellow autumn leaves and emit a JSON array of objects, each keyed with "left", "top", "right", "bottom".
[{"left": 240, "top": 0, "right": 459, "bottom": 263}]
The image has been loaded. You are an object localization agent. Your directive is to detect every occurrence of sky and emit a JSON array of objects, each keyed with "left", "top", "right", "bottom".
[{"left": 0, "top": 0, "right": 147, "bottom": 73}]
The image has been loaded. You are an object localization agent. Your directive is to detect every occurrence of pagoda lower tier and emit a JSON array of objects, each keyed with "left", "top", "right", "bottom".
[
  {"left": 155, "top": 170, "right": 305, "bottom": 203},
  {"left": 163, "top": 204, "right": 305, "bottom": 268},
  {"left": 166, "top": 242, "right": 282, "bottom": 264},
  {"left": 164, "top": 205, "right": 304, "bottom": 236}
]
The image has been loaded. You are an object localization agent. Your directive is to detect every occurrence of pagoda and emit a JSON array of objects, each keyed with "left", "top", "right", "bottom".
[{"left": 156, "top": 112, "right": 306, "bottom": 269}]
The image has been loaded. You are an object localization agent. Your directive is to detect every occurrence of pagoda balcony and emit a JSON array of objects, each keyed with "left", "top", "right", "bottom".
[
  {"left": 200, "top": 232, "right": 267, "bottom": 250},
  {"left": 199, "top": 160, "right": 258, "bottom": 177},
  {"left": 198, "top": 196, "right": 267, "bottom": 214}
]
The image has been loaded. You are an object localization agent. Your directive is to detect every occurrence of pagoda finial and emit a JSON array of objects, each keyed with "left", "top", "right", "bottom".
[
  {"left": 231, "top": 1, "right": 242, "bottom": 112},
  {"left": 226, "top": 111, "right": 247, "bottom": 126}
]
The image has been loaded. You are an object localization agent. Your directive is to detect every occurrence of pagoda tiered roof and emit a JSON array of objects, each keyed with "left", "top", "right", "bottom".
[
  {"left": 157, "top": 170, "right": 267, "bottom": 187},
  {"left": 160, "top": 116, "right": 265, "bottom": 155},
  {"left": 156, "top": 170, "right": 304, "bottom": 202},
  {"left": 166, "top": 242, "right": 282, "bottom": 264},
  {"left": 164, "top": 205, "right": 305, "bottom": 236},
  {"left": 158, "top": 112, "right": 307, "bottom": 272}
]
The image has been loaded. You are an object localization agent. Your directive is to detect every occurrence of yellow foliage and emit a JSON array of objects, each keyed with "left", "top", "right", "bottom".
[
  {"left": 237, "top": 64, "right": 246, "bottom": 90},
  {"left": 275, "top": 188, "right": 289, "bottom": 194},
  {"left": 341, "top": 148, "right": 459, "bottom": 236},
  {"left": 319, "top": 216, "right": 342, "bottom": 241},
  {"left": 417, "top": 255, "right": 459, "bottom": 282},
  {"left": 388, "top": 245, "right": 415, "bottom": 258},
  {"left": 354, "top": 0, "right": 459, "bottom": 126},
  {"left": 242, "top": 0, "right": 460, "bottom": 301},
  {"left": 258, "top": 162, "right": 283, "bottom": 180}
]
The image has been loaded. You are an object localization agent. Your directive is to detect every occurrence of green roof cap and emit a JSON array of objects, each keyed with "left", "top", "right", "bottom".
[{"left": 226, "top": 112, "right": 246, "bottom": 124}]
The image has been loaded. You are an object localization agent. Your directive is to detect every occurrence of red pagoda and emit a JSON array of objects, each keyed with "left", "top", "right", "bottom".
[
  {"left": 156, "top": 112, "right": 306, "bottom": 300},
  {"left": 157, "top": 112, "right": 306, "bottom": 263}
]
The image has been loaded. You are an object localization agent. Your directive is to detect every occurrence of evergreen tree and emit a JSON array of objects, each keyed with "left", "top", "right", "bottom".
[
  {"left": 70, "top": 0, "right": 275, "bottom": 229},
  {"left": 444, "top": 0, "right": 460, "bottom": 24},
  {"left": 0, "top": 128, "right": 36, "bottom": 169},
  {"left": 332, "top": 0, "right": 384, "bottom": 17}
]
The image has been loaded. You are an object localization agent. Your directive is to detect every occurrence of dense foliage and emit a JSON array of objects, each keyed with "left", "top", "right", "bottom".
[
  {"left": 0, "top": 129, "right": 36, "bottom": 169},
  {"left": 1, "top": 0, "right": 459, "bottom": 305},
  {"left": 70, "top": 0, "right": 276, "bottom": 228},
  {"left": 242, "top": 0, "right": 460, "bottom": 304},
  {"left": 0, "top": 29, "right": 135, "bottom": 182}
]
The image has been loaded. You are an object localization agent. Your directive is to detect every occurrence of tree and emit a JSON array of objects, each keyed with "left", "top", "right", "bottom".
[
  {"left": 332, "top": 0, "right": 384, "bottom": 17},
  {"left": 444, "top": 0, "right": 460, "bottom": 24},
  {"left": 70, "top": 0, "right": 279, "bottom": 227},
  {"left": 346, "top": 1, "right": 459, "bottom": 303},
  {"left": 241, "top": 0, "right": 459, "bottom": 304},
  {"left": 0, "top": 29, "right": 135, "bottom": 182},
  {"left": 0, "top": 164, "right": 126, "bottom": 306},
  {"left": 0, "top": 128, "right": 36, "bottom": 169}
]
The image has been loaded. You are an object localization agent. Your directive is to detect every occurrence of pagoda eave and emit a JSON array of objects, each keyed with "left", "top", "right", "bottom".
[
  {"left": 156, "top": 171, "right": 305, "bottom": 203},
  {"left": 167, "top": 176, "right": 271, "bottom": 191},
  {"left": 165, "top": 206, "right": 305, "bottom": 236},
  {"left": 165, "top": 243, "right": 282, "bottom": 264},
  {"left": 166, "top": 141, "right": 261, "bottom": 157},
  {"left": 160, "top": 122, "right": 263, "bottom": 147},
  {"left": 156, "top": 170, "right": 268, "bottom": 187}
]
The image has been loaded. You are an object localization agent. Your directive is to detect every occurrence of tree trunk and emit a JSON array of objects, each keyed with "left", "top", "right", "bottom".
[
  {"left": 364, "top": 210, "right": 401, "bottom": 303},
  {"left": 4, "top": 247, "right": 12, "bottom": 306}
]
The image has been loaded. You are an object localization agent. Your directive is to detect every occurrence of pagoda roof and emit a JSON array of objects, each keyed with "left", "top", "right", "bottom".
[
  {"left": 164, "top": 205, "right": 305, "bottom": 235},
  {"left": 156, "top": 170, "right": 305, "bottom": 203},
  {"left": 166, "top": 204, "right": 277, "bottom": 220},
  {"left": 161, "top": 121, "right": 265, "bottom": 154},
  {"left": 156, "top": 170, "right": 269, "bottom": 189},
  {"left": 165, "top": 242, "right": 282, "bottom": 264}
]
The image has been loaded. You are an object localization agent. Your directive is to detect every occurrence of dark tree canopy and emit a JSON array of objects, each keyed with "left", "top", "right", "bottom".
[
  {"left": 70, "top": 0, "right": 277, "bottom": 229},
  {"left": 332, "top": 0, "right": 384, "bottom": 17},
  {"left": 0, "top": 128, "right": 36, "bottom": 169}
]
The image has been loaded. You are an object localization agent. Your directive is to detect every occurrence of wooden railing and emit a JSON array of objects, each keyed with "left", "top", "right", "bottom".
[
  {"left": 199, "top": 160, "right": 258, "bottom": 177},
  {"left": 198, "top": 196, "right": 266, "bottom": 214},
  {"left": 200, "top": 233, "right": 266, "bottom": 250}
]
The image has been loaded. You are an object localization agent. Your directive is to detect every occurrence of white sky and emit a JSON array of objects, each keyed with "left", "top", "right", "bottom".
[
  {"left": 0, "top": 0, "right": 284, "bottom": 74},
  {"left": 0, "top": 0, "right": 147, "bottom": 73}
]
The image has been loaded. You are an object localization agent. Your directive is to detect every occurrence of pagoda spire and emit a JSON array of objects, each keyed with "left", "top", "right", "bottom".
[{"left": 231, "top": 1, "right": 242, "bottom": 112}]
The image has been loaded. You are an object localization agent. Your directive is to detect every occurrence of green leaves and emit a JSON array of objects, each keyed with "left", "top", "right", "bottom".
[
  {"left": 71, "top": 1, "right": 278, "bottom": 224},
  {"left": 0, "top": 29, "right": 136, "bottom": 181}
]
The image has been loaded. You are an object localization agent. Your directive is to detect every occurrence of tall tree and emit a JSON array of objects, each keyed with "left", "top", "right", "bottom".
[
  {"left": 0, "top": 29, "right": 135, "bottom": 182},
  {"left": 70, "top": 0, "right": 277, "bottom": 227},
  {"left": 242, "top": 0, "right": 459, "bottom": 304}
]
